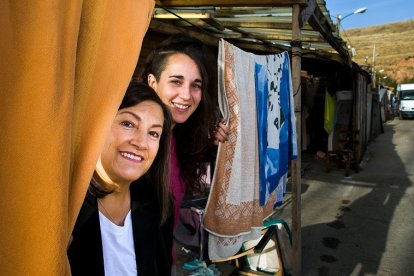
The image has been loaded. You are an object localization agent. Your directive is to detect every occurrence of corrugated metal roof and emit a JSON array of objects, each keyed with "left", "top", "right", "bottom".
[{"left": 151, "top": 0, "right": 350, "bottom": 63}]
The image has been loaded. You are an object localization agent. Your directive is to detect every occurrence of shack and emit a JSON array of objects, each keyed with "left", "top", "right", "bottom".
[{"left": 140, "top": 1, "right": 373, "bottom": 273}]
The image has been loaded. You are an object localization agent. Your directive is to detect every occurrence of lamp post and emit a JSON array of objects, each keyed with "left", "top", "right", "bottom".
[{"left": 336, "top": 7, "right": 367, "bottom": 34}]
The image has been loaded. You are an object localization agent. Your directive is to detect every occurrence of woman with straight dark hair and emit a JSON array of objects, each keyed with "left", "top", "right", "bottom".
[{"left": 68, "top": 81, "right": 172, "bottom": 275}]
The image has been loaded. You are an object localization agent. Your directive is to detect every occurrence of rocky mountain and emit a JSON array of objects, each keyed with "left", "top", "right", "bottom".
[{"left": 342, "top": 19, "right": 414, "bottom": 84}]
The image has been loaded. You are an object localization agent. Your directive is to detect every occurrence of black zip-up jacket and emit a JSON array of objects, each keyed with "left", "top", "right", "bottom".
[{"left": 68, "top": 178, "right": 171, "bottom": 275}]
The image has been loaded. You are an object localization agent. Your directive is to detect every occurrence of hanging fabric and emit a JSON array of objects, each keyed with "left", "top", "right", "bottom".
[
  {"left": 255, "top": 52, "right": 297, "bottom": 206},
  {"left": 203, "top": 39, "right": 296, "bottom": 260},
  {"left": 324, "top": 89, "right": 336, "bottom": 135},
  {"left": 0, "top": 1, "right": 154, "bottom": 274}
]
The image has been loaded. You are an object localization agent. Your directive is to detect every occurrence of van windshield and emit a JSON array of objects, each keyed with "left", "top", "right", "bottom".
[{"left": 400, "top": 90, "right": 414, "bottom": 100}]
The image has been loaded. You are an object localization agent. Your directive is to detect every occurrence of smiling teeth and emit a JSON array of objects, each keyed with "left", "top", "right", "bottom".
[
  {"left": 173, "top": 103, "right": 189, "bottom": 109},
  {"left": 121, "top": 152, "right": 142, "bottom": 161}
]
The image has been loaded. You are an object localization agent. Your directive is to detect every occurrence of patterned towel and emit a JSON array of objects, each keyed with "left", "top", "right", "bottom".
[{"left": 204, "top": 40, "right": 297, "bottom": 259}]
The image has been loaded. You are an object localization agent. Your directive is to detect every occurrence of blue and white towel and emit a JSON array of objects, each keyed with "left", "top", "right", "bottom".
[{"left": 255, "top": 52, "right": 297, "bottom": 206}]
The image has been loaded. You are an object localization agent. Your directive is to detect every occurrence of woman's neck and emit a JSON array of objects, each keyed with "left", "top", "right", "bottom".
[
  {"left": 93, "top": 172, "right": 132, "bottom": 226},
  {"left": 98, "top": 190, "right": 131, "bottom": 226}
]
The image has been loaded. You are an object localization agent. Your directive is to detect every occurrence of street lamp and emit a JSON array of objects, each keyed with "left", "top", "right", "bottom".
[{"left": 336, "top": 7, "right": 367, "bottom": 33}]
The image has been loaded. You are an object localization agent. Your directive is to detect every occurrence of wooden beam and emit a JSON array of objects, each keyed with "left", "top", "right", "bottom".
[
  {"left": 306, "top": 3, "right": 351, "bottom": 65},
  {"left": 234, "top": 33, "right": 324, "bottom": 43},
  {"left": 224, "top": 40, "right": 341, "bottom": 59},
  {"left": 202, "top": 18, "right": 226, "bottom": 31},
  {"left": 214, "top": 7, "right": 291, "bottom": 16},
  {"left": 153, "top": 12, "right": 211, "bottom": 19},
  {"left": 302, "top": 51, "right": 345, "bottom": 64},
  {"left": 291, "top": 3, "right": 302, "bottom": 276},
  {"left": 156, "top": 0, "right": 308, "bottom": 7},
  {"left": 227, "top": 40, "right": 288, "bottom": 53},
  {"left": 174, "top": 20, "right": 313, "bottom": 31},
  {"left": 223, "top": 26, "right": 281, "bottom": 48}
]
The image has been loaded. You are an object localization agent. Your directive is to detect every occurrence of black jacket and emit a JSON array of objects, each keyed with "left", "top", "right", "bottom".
[{"left": 68, "top": 178, "right": 171, "bottom": 275}]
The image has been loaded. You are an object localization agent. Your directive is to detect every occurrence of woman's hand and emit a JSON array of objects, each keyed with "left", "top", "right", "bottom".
[{"left": 213, "top": 119, "right": 229, "bottom": 145}]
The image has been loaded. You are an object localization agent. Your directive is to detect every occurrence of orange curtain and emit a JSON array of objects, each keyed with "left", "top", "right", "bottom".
[{"left": 0, "top": 1, "right": 154, "bottom": 275}]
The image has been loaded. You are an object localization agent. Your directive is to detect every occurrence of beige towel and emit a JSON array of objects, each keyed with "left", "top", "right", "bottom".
[{"left": 204, "top": 40, "right": 275, "bottom": 259}]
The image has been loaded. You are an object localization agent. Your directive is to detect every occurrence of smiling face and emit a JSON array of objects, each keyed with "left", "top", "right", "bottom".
[
  {"left": 96, "top": 100, "right": 164, "bottom": 186},
  {"left": 148, "top": 53, "right": 202, "bottom": 125}
]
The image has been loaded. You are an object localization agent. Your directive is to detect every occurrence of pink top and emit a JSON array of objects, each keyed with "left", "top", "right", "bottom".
[
  {"left": 170, "top": 135, "right": 186, "bottom": 264},
  {"left": 170, "top": 135, "right": 186, "bottom": 229}
]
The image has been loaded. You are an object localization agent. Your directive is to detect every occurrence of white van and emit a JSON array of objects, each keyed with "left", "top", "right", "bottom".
[{"left": 397, "top": 83, "right": 414, "bottom": 120}]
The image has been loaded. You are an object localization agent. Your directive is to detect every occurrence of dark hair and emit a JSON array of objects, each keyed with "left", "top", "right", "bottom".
[
  {"left": 89, "top": 81, "right": 172, "bottom": 224},
  {"left": 137, "top": 34, "right": 216, "bottom": 194}
]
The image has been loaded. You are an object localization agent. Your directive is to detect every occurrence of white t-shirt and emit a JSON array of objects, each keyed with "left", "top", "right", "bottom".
[{"left": 99, "top": 210, "right": 137, "bottom": 276}]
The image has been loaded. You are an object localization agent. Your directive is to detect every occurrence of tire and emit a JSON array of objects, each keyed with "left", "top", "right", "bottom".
[{"left": 399, "top": 113, "right": 404, "bottom": 120}]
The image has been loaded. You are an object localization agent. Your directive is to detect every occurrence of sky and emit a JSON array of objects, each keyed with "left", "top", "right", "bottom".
[{"left": 325, "top": 0, "right": 414, "bottom": 30}]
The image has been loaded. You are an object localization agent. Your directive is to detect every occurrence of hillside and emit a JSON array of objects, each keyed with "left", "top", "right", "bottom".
[{"left": 342, "top": 20, "right": 414, "bottom": 84}]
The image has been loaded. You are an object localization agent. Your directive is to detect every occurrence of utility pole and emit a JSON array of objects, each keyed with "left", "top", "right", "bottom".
[
  {"left": 335, "top": 14, "right": 341, "bottom": 35},
  {"left": 372, "top": 45, "right": 378, "bottom": 89}
]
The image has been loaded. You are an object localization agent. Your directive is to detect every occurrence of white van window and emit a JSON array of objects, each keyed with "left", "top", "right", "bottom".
[{"left": 400, "top": 90, "right": 414, "bottom": 100}]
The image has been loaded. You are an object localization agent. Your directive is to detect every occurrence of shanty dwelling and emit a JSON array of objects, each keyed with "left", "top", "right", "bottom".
[
  {"left": 1, "top": 1, "right": 385, "bottom": 275},
  {"left": 136, "top": 1, "right": 373, "bottom": 275}
]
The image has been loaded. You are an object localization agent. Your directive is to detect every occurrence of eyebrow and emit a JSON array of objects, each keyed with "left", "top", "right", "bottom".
[
  {"left": 169, "top": 75, "right": 202, "bottom": 84},
  {"left": 119, "top": 110, "right": 163, "bottom": 129}
]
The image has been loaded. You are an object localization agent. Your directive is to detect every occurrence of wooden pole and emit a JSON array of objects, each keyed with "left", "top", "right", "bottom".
[{"left": 291, "top": 4, "right": 302, "bottom": 276}]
